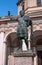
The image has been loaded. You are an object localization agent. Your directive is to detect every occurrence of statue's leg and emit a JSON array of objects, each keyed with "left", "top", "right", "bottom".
[
  {"left": 25, "top": 38, "right": 28, "bottom": 49},
  {"left": 18, "top": 38, "right": 22, "bottom": 50}
]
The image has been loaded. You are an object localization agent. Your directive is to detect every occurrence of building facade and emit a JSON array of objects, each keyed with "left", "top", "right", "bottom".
[{"left": 0, "top": 0, "right": 42, "bottom": 65}]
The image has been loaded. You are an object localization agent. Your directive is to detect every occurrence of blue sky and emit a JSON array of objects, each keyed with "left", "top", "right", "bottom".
[{"left": 0, "top": 0, "right": 18, "bottom": 17}]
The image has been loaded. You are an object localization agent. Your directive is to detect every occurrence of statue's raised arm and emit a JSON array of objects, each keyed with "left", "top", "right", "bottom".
[{"left": 10, "top": 17, "right": 18, "bottom": 21}]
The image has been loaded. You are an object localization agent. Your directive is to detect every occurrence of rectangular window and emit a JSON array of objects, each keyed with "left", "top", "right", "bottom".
[{"left": 37, "top": 0, "right": 41, "bottom": 6}]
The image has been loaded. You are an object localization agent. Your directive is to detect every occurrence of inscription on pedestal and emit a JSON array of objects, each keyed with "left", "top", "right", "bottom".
[
  {"left": 14, "top": 57, "right": 32, "bottom": 65},
  {"left": 14, "top": 50, "right": 34, "bottom": 65}
]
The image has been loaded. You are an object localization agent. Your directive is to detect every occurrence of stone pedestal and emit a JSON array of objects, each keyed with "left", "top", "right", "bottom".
[{"left": 14, "top": 50, "right": 34, "bottom": 65}]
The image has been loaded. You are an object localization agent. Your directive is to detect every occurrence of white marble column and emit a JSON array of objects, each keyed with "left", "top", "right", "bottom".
[
  {"left": 22, "top": 33, "right": 31, "bottom": 50},
  {"left": 3, "top": 41, "right": 7, "bottom": 65},
  {"left": 34, "top": 55, "right": 38, "bottom": 65},
  {"left": 0, "top": 32, "right": 6, "bottom": 65},
  {"left": 22, "top": 39, "right": 27, "bottom": 51},
  {"left": 28, "top": 40, "right": 31, "bottom": 50},
  {"left": 28, "top": 33, "right": 31, "bottom": 50}
]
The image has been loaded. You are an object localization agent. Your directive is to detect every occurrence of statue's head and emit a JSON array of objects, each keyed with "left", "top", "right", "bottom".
[{"left": 20, "top": 10, "right": 25, "bottom": 17}]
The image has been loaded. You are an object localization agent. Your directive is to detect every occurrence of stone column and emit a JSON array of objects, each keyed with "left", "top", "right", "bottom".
[
  {"left": 3, "top": 41, "right": 7, "bottom": 65},
  {"left": 22, "top": 34, "right": 31, "bottom": 50},
  {"left": 33, "top": 47, "right": 36, "bottom": 55},
  {"left": 28, "top": 40, "right": 31, "bottom": 50},
  {"left": 41, "top": 0, "right": 42, "bottom": 5},
  {"left": 0, "top": 32, "right": 6, "bottom": 65},
  {"left": 34, "top": 55, "right": 38, "bottom": 65},
  {"left": 22, "top": 39, "right": 27, "bottom": 51},
  {"left": 28, "top": 33, "right": 31, "bottom": 50}
]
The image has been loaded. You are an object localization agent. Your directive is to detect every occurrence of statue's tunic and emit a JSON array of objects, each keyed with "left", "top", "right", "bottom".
[{"left": 17, "top": 16, "right": 28, "bottom": 39}]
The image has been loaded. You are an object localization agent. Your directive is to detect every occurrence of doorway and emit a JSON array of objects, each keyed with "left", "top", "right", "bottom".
[{"left": 37, "top": 51, "right": 42, "bottom": 65}]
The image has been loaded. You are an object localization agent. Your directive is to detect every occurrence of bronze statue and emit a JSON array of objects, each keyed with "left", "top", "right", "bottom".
[{"left": 10, "top": 10, "right": 33, "bottom": 51}]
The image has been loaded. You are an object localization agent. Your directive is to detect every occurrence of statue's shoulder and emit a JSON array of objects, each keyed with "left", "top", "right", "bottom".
[
  {"left": 23, "top": 15, "right": 29, "bottom": 20},
  {"left": 24, "top": 15, "right": 31, "bottom": 21}
]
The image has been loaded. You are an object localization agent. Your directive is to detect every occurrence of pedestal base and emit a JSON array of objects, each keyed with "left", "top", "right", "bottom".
[{"left": 14, "top": 50, "right": 34, "bottom": 65}]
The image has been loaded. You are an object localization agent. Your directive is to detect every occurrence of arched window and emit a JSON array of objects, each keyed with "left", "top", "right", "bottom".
[{"left": 37, "top": 0, "right": 41, "bottom": 6}]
